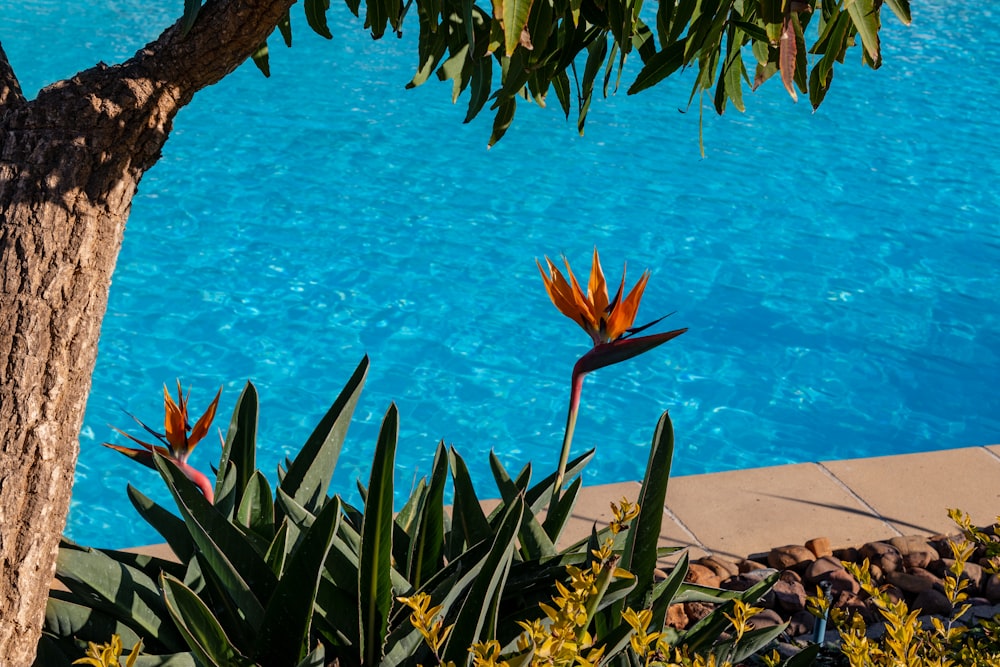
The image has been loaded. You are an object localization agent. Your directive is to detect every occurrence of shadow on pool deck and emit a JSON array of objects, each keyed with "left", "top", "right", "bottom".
[
  {"left": 568, "top": 444, "right": 1000, "bottom": 562},
  {"left": 115, "top": 445, "right": 1000, "bottom": 567}
]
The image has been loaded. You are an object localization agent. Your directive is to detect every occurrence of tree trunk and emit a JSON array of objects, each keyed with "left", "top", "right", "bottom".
[{"left": 0, "top": 0, "right": 292, "bottom": 660}]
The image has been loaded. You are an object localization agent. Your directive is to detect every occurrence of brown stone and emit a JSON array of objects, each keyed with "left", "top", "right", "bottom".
[
  {"left": 805, "top": 537, "right": 833, "bottom": 559},
  {"left": 834, "top": 547, "right": 860, "bottom": 563},
  {"left": 883, "top": 585, "right": 905, "bottom": 605},
  {"left": 902, "top": 550, "right": 935, "bottom": 570},
  {"left": 773, "top": 578, "right": 807, "bottom": 613},
  {"left": 885, "top": 569, "right": 939, "bottom": 594},
  {"left": 779, "top": 570, "right": 802, "bottom": 586},
  {"left": 912, "top": 588, "right": 952, "bottom": 617},
  {"left": 804, "top": 556, "right": 845, "bottom": 584},
  {"left": 822, "top": 568, "right": 862, "bottom": 597},
  {"left": 738, "top": 559, "right": 768, "bottom": 574},
  {"left": 859, "top": 542, "right": 902, "bottom": 574},
  {"left": 685, "top": 563, "right": 722, "bottom": 588},
  {"left": 748, "top": 609, "right": 784, "bottom": 630},
  {"left": 984, "top": 574, "right": 1000, "bottom": 602},
  {"left": 695, "top": 556, "right": 739, "bottom": 580},
  {"left": 768, "top": 545, "right": 816, "bottom": 570},
  {"left": 653, "top": 568, "right": 669, "bottom": 583},
  {"left": 683, "top": 602, "right": 715, "bottom": 624},
  {"left": 665, "top": 604, "right": 689, "bottom": 630},
  {"left": 788, "top": 610, "right": 815, "bottom": 637},
  {"left": 889, "top": 535, "right": 938, "bottom": 558},
  {"left": 937, "top": 558, "right": 985, "bottom": 592}
]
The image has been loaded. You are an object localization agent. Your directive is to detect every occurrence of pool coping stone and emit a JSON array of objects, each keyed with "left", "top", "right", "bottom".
[{"left": 114, "top": 444, "right": 1000, "bottom": 568}]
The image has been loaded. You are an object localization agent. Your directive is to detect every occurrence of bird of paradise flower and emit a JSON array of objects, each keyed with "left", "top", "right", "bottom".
[
  {"left": 537, "top": 249, "right": 687, "bottom": 496},
  {"left": 104, "top": 381, "right": 221, "bottom": 503}
]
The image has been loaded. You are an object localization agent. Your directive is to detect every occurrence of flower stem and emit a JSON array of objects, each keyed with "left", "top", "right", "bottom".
[{"left": 554, "top": 365, "right": 586, "bottom": 502}]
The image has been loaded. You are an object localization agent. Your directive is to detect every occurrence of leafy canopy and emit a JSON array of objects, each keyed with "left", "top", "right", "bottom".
[{"left": 207, "top": 0, "right": 910, "bottom": 145}]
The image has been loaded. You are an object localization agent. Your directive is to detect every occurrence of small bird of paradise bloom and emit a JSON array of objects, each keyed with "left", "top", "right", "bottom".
[
  {"left": 104, "top": 381, "right": 221, "bottom": 503},
  {"left": 537, "top": 249, "right": 686, "bottom": 494}
]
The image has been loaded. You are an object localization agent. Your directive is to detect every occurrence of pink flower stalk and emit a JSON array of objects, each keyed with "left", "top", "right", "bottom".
[
  {"left": 104, "top": 381, "right": 221, "bottom": 502},
  {"left": 537, "top": 249, "right": 687, "bottom": 495}
]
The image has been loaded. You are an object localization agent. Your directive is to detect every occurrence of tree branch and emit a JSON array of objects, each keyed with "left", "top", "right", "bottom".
[
  {"left": 141, "top": 0, "right": 297, "bottom": 101},
  {"left": 0, "top": 41, "right": 26, "bottom": 111}
]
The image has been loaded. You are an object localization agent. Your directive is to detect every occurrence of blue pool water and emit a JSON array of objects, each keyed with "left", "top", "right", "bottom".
[{"left": 4, "top": 3, "right": 998, "bottom": 548}]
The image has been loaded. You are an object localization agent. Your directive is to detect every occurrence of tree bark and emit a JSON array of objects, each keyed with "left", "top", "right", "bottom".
[{"left": 0, "top": 0, "right": 292, "bottom": 661}]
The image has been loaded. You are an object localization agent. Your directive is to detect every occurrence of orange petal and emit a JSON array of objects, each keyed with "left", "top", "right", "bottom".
[
  {"left": 163, "top": 385, "right": 187, "bottom": 452},
  {"left": 188, "top": 386, "right": 222, "bottom": 449},
  {"left": 538, "top": 258, "right": 589, "bottom": 331},
  {"left": 562, "top": 256, "right": 601, "bottom": 334},
  {"left": 606, "top": 270, "right": 649, "bottom": 340},
  {"left": 587, "top": 248, "right": 609, "bottom": 320}
]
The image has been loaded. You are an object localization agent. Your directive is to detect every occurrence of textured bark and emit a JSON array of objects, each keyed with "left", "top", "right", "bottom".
[{"left": 0, "top": 0, "right": 293, "bottom": 661}]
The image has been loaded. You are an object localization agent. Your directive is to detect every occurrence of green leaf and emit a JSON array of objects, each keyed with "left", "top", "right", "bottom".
[
  {"left": 410, "top": 16, "right": 451, "bottom": 89},
  {"left": 722, "top": 44, "right": 745, "bottom": 112},
  {"left": 265, "top": 521, "right": 291, "bottom": 576},
  {"left": 281, "top": 356, "right": 369, "bottom": 514},
  {"left": 576, "top": 37, "right": 607, "bottom": 134},
  {"left": 680, "top": 572, "right": 779, "bottom": 651},
  {"left": 44, "top": 596, "right": 144, "bottom": 649},
  {"left": 490, "top": 453, "right": 555, "bottom": 560},
  {"left": 161, "top": 573, "right": 251, "bottom": 667},
  {"left": 180, "top": 0, "right": 201, "bottom": 37},
  {"left": 713, "top": 623, "right": 788, "bottom": 664},
  {"left": 628, "top": 38, "right": 686, "bottom": 94},
  {"left": 343, "top": 0, "right": 361, "bottom": 18},
  {"left": 408, "top": 442, "right": 448, "bottom": 587},
  {"left": 488, "top": 96, "right": 516, "bottom": 147},
  {"left": 783, "top": 643, "right": 820, "bottom": 666},
  {"left": 524, "top": 448, "right": 594, "bottom": 513},
  {"left": 435, "top": 44, "right": 472, "bottom": 102},
  {"left": 216, "top": 381, "right": 259, "bottom": 510},
  {"left": 465, "top": 56, "right": 494, "bottom": 123},
  {"left": 255, "top": 497, "right": 343, "bottom": 664},
  {"left": 540, "top": 475, "right": 581, "bottom": 543},
  {"left": 54, "top": 545, "right": 182, "bottom": 648},
  {"left": 250, "top": 42, "right": 271, "bottom": 77},
  {"left": 442, "top": 497, "right": 524, "bottom": 664},
  {"left": 96, "top": 546, "right": 185, "bottom": 582},
  {"left": 845, "top": 0, "right": 881, "bottom": 68},
  {"left": 498, "top": 0, "right": 536, "bottom": 56},
  {"left": 650, "top": 550, "right": 689, "bottom": 622},
  {"left": 153, "top": 455, "right": 276, "bottom": 631},
  {"left": 622, "top": 411, "right": 674, "bottom": 609},
  {"left": 278, "top": 9, "right": 293, "bottom": 46},
  {"left": 447, "top": 448, "right": 492, "bottom": 559},
  {"left": 305, "top": 0, "right": 334, "bottom": 39},
  {"left": 884, "top": 0, "right": 910, "bottom": 25},
  {"left": 632, "top": 18, "right": 656, "bottom": 64},
  {"left": 359, "top": 404, "right": 399, "bottom": 667},
  {"left": 127, "top": 484, "right": 195, "bottom": 562},
  {"left": 295, "top": 644, "right": 327, "bottom": 667},
  {"left": 551, "top": 68, "right": 571, "bottom": 119},
  {"left": 236, "top": 470, "right": 275, "bottom": 541}
]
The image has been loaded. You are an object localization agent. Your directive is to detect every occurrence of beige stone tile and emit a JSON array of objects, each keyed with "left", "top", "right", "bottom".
[
  {"left": 986, "top": 444, "right": 1000, "bottom": 459},
  {"left": 122, "top": 543, "right": 178, "bottom": 562},
  {"left": 665, "top": 463, "right": 897, "bottom": 560},
  {"left": 822, "top": 447, "right": 1000, "bottom": 536}
]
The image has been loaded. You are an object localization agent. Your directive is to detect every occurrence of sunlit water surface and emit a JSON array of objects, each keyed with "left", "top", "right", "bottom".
[{"left": 3, "top": 2, "right": 998, "bottom": 547}]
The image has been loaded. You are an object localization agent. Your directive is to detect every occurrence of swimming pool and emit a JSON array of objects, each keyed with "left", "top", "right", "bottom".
[{"left": 4, "top": 2, "right": 998, "bottom": 548}]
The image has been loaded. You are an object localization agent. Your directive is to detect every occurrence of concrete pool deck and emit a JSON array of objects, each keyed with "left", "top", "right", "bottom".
[
  {"left": 120, "top": 444, "right": 1000, "bottom": 565},
  {"left": 554, "top": 444, "right": 1000, "bottom": 562}
]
